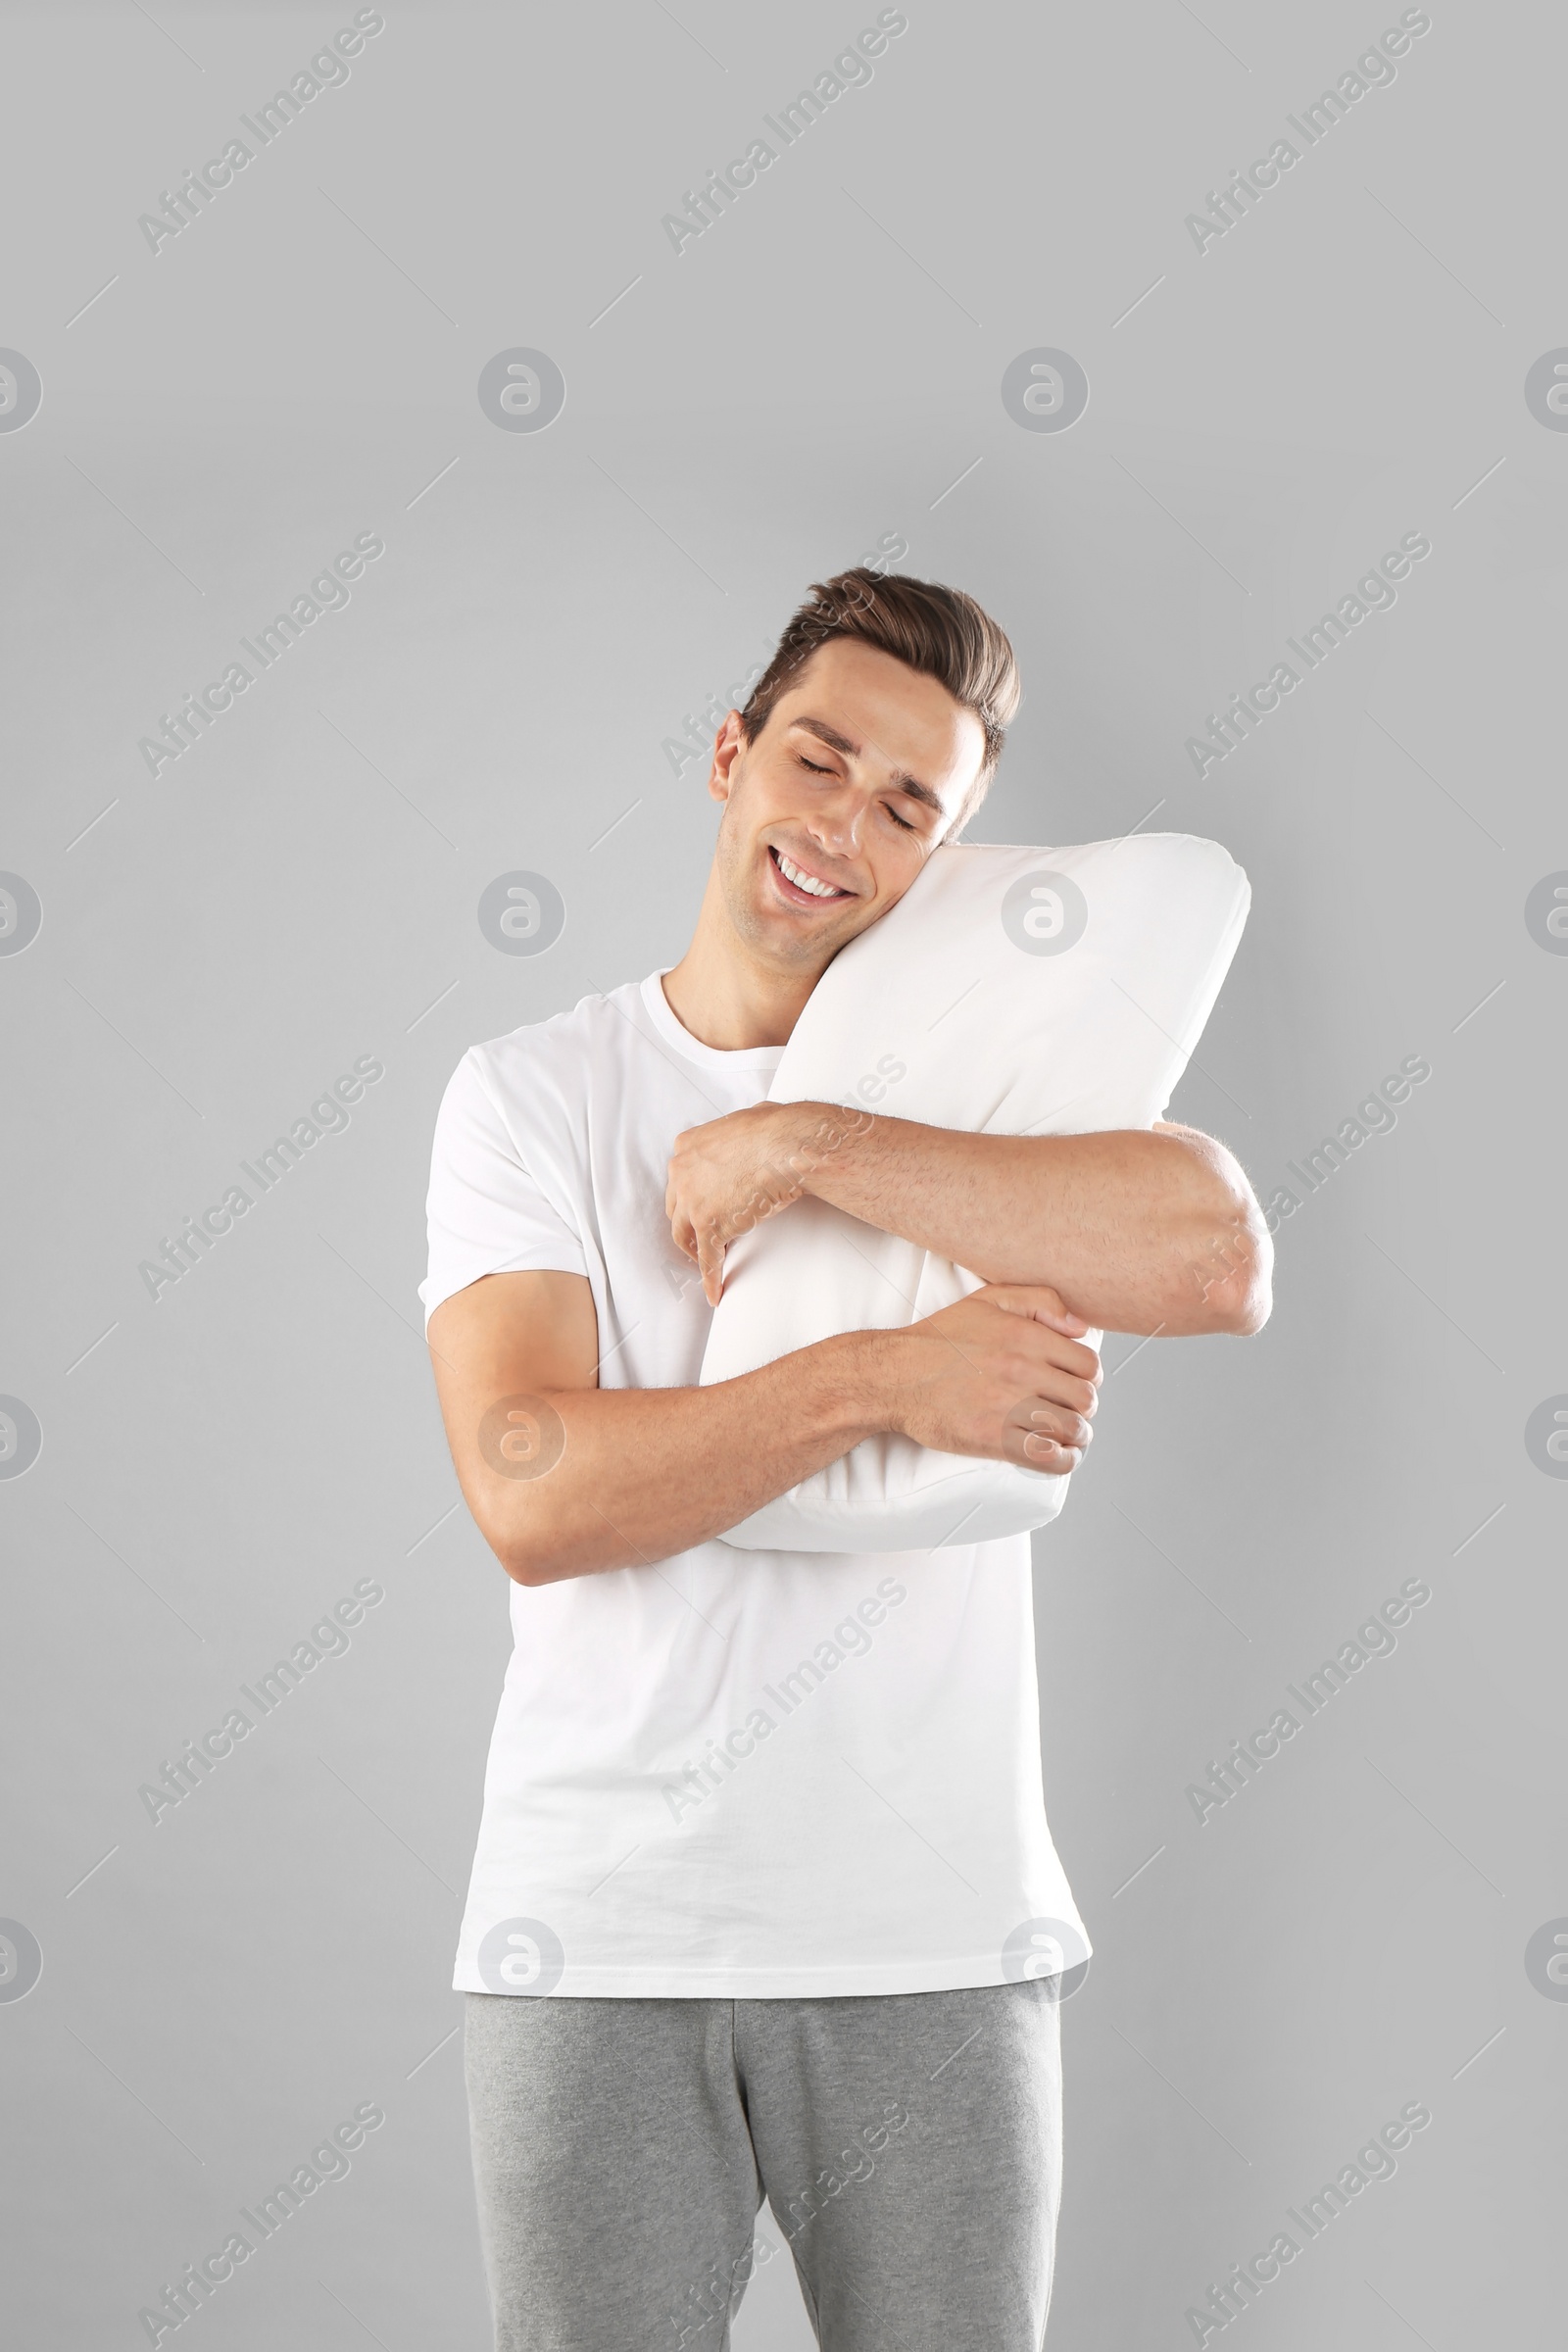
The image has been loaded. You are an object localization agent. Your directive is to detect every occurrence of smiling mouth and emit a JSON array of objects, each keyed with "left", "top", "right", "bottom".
[{"left": 767, "top": 844, "right": 856, "bottom": 906}]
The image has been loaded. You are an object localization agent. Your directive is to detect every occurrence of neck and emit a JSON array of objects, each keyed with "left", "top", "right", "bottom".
[{"left": 661, "top": 863, "right": 824, "bottom": 1050}]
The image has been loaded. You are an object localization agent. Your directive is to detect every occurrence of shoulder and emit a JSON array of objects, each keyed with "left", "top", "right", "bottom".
[{"left": 437, "top": 977, "right": 649, "bottom": 1142}]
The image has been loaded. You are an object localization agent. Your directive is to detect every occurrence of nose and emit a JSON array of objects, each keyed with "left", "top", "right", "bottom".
[{"left": 802, "top": 779, "right": 865, "bottom": 858}]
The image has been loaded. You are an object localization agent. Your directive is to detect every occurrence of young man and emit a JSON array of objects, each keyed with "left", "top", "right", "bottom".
[{"left": 421, "top": 570, "right": 1271, "bottom": 2352}]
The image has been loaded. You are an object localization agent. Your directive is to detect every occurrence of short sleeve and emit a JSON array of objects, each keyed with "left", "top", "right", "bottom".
[{"left": 419, "top": 1050, "right": 589, "bottom": 1330}]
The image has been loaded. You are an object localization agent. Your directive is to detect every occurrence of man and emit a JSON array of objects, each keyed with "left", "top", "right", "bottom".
[{"left": 421, "top": 569, "right": 1271, "bottom": 2351}]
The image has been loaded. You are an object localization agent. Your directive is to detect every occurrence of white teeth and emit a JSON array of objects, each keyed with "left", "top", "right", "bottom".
[{"left": 775, "top": 850, "right": 839, "bottom": 899}]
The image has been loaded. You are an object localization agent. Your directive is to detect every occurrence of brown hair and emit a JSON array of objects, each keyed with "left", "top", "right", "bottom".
[{"left": 738, "top": 568, "right": 1020, "bottom": 829}]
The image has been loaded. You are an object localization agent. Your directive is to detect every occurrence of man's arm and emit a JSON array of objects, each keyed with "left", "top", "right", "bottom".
[
  {"left": 427, "top": 1268, "right": 1102, "bottom": 1586},
  {"left": 665, "top": 1104, "right": 1273, "bottom": 1337}
]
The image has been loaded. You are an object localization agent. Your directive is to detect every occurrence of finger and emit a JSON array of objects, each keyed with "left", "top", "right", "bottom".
[
  {"left": 983, "top": 1283, "right": 1090, "bottom": 1337},
  {"left": 696, "top": 1225, "right": 726, "bottom": 1306},
  {"left": 1009, "top": 1400, "right": 1092, "bottom": 1454},
  {"left": 671, "top": 1214, "right": 700, "bottom": 1266}
]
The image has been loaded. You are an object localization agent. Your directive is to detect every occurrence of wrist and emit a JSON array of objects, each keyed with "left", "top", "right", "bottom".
[
  {"left": 814, "top": 1326, "right": 905, "bottom": 1443},
  {"left": 785, "top": 1099, "right": 876, "bottom": 1203}
]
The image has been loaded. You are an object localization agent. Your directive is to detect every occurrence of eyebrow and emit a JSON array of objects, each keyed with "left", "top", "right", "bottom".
[{"left": 788, "top": 716, "right": 947, "bottom": 815}]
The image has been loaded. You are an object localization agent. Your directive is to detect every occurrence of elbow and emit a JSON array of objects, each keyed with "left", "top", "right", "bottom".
[{"left": 1203, "top": 1215, "right": 1274, "bottom": 1335}]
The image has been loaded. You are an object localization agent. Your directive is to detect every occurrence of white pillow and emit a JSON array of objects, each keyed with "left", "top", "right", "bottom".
[{"left": 700, "top": 833, "right": 1250, "bottom": 1551}]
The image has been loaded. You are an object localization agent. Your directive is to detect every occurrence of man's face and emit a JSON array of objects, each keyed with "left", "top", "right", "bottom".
[{"left": 708, "top": 637, "right": 987, "bottom": 975}]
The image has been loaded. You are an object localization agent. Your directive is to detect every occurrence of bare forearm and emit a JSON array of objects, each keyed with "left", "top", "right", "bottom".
[
  {"left": 476, "top": 1334, "right": 886, "bottom": 1585},
  {"left": 797, "top": 1111, "right": 1272, "bottom": 1336}
]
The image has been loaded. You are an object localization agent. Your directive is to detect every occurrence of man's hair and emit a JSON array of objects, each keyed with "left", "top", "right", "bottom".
[{"left": 738, "top": 568, "right": 1020, "bottom": 831}]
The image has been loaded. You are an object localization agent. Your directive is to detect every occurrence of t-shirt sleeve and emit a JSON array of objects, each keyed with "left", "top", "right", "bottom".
[{"left": 419, "top": 1049, "right": 589, "bottom": 1331}]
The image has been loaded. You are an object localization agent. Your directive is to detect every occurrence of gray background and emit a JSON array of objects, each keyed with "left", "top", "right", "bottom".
[{"left": 2, "top": 0, "right": 1563, "bottom": 2343}]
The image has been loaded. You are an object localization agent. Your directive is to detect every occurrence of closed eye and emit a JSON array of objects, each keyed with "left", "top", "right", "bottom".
[{"left": 797, "top": 754, "right": 834, "bottom": 775}]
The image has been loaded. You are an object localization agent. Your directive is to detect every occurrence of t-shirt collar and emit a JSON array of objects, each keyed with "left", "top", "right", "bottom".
[{"left": 640, "top": 970, "right": 786, "bottom": 1073}]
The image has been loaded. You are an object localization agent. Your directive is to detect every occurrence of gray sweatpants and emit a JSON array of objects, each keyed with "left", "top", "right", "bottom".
[{"left": 465, "top": 1977, "right": 1063, "bottom": 2351}]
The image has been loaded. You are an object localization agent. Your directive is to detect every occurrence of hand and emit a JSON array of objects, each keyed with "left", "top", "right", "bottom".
[
  {"left": 875, "top": 1284, "right": 1102, "bottom": 1473},
  {"left": 666, "top": 1102, "right": 869, "bottom": 1305}
]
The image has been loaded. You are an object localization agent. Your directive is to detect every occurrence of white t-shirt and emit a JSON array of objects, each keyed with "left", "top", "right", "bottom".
[{"left": 420, "top": 969, "right": 1091, "bottom": 1998}]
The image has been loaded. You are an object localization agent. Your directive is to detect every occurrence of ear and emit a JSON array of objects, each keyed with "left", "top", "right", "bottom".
[{"left": 709, "top": 710, "right": 747, "bottom": 804}]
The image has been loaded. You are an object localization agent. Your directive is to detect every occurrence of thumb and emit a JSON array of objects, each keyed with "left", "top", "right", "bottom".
[{"left": 981, "top": 1282, "right": 1089, "bottom": 1337}]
